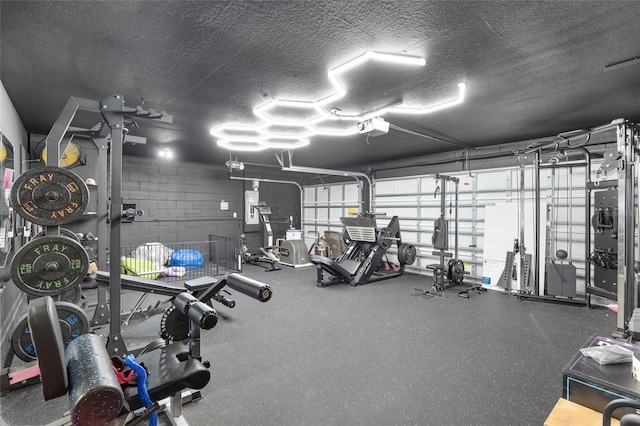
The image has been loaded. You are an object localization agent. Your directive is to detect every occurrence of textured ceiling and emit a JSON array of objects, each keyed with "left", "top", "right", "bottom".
[{"left": 2, "top": 1, "right": 640, "bottom": 171}]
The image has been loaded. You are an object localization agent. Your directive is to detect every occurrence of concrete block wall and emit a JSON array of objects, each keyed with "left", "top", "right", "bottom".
[{"left": 121, "top": 156, "right": 243, "bottom": 246}]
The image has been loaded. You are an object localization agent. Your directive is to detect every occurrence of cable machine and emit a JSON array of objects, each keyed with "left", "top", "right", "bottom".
[
  {"left": 415, "top": 174, "right": 484, "bottom": 298},
  {"left": 518, "top": 148, "right": 589, "bottom": 305}
]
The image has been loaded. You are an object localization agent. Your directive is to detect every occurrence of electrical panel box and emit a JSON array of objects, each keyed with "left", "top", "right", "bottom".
[{"left": 244, "top": 190, "right": 259, "bottom": 225}]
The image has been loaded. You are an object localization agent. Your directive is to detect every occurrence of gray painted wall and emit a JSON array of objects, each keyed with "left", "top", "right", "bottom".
[
  {"left": 120, "top": 156, "right": 243, "bottom": 246},
  {"left": 120, "top": 156, "right": 300, "bottom": 253}
]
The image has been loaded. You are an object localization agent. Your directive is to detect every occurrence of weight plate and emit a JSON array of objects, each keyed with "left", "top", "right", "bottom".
[
  {"left": 27, "top": 284, "right": 82, "bottom": 305},
  {"left": 11, "top": 235, "right": 89, "bottom": 297},
  {"left": 160, "top": 305, "right": 189, "bottom": 341},
  {"left": 398, "top": 243, "right": 417, "bottom": 266},
  {"left": 450, "top": 260, "right": 465, "bottom": 285},
  {"left": 11, "top": 314, "right": 35, "bottom": 361},
  {"left": 11, "top": 166, "right": 89, "bottom": 226},
  {"left": 377, "top": 227, "right": 392, "bottom": 250},
  {"left": 11, "top": 301, "right": 89, "bottom": 362},
  {"left": 33, "top": 227, "right": 81, "bottom": 243},
  {"left": 446, "top": 259, "right": 455, "bottom": 281}
]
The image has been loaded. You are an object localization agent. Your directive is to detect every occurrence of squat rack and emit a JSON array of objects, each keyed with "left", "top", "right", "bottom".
[{"left": 43, "top": 94, "right": 172, "bottom": 355}]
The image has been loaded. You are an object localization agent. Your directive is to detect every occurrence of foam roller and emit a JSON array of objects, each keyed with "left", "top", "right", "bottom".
[
  {"left": 66, "top": 334, "right": 124, "bottom": 426},
  {"left": 226, "top": 273, "right": 273, "bottom": 302},
  {"left": 188, "top": 301, "right": 218, "bottom": 330}
]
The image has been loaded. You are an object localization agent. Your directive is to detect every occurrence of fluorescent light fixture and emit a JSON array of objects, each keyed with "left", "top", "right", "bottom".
[
  {"left": 261, "top": 137, "right": 310, "bottom": 150},
  {"left": 217, "top": 139, "right": 268, "bottom": 152},
  {"left": 389, "top": 82, "right": 466, "bottom": 115}
]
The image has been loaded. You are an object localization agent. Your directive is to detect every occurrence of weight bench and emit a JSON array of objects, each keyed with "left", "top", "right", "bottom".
[
  {"left": 27, "top": 271, "right": 273, "bottom": 426},
  {"left": 95, "top": 271, "right": 214, "bottom": 297},
  {"left": 93, "top": 271, "right": 261, "bottom": 324},
  {"left": 29, "top": 295, "right": 213, "bottom": 425}
]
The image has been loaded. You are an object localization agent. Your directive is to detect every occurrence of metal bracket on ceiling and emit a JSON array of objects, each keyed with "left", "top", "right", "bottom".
[{"left": 275, "top": 150, "right": 294, "bottom": 168}]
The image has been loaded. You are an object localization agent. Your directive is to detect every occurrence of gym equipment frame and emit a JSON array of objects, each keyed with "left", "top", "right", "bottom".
[
  {"left": 310, "top": 213, "right": 414, "bottom": 287},
  {"left": 26, "top": 272, "right": 272, "bottom": 426},
  {"left": 516, "top": 119, "right": 640, "bottom": 338},
  {"left": 517, "top": 146, "right": 589, "bottom": 306},
  {"left": 416, "top": 174, "right": 482, "bottom": 298}
]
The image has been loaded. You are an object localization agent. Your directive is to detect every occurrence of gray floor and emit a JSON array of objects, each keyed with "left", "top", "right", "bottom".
[{"left": 0, "top": 267, "right": 617, "bottom": 425}]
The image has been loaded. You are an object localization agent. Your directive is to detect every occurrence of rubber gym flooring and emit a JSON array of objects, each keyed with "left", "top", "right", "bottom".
[{"left": 0, "top": 266, "right": 616, "bottom": 425}]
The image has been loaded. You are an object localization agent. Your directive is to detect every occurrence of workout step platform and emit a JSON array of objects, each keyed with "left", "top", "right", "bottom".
[{"left": 95, "top": 271, "right": 215, "bottom": 296}]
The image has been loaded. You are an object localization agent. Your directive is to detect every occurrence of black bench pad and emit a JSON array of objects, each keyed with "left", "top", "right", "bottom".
[{"left": 124, "top": 343, "right": 210, "bottom": 411}]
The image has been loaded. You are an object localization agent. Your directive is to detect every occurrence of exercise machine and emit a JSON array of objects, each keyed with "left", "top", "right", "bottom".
[
  {"left": 516, "top": 144, "right": 588, "bottom": 306},
  {"left": 307, "top": 231, "right": 329, "bottom": 257},
  {"left": 278, "top": 239, "right": 312, "bottom": 268},
  {"left": 26, "top": 272, "right": 272, "bottom": 425},
  {"left": 239, "top": 233, "right": 281, "bottom": 272},
  {"left": 310, "top": 213, "right": 416, "bottom": 287},
  {"left": 239, "top": 204, "right": 281, "bottom": 271},
  {"left": 415, "top": 174, "right": 484, "bottom": 298}
]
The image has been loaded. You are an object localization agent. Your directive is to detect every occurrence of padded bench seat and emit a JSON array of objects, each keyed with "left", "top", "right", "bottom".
[
  {"left": 426, "top": 264, "right": 445, "bottom": 270},
  {"left": 124, "top": 342, "right": 210, "bottom": 411},
  {"left": 95, "top": 271, "right": 213, "bottom": 296}
]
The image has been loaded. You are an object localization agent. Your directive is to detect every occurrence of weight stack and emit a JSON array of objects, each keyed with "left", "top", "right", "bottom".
[{"left": 545, "top": 262, "right": 577, "bottom": 298}]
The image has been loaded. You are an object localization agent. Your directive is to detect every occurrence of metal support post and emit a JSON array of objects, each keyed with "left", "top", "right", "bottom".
[
  {"left": 454, "top": 178, "right": 459, "bottom": 260},
  {"left": 534, "top": 151, "right": 541, "bottom": 295},
  {"left": 518, "top": 155, "right": 527, "bottom": 292},
  {"left": 102, "top": 94, "right": 128, "bottom": 356},
  {"left": 616, "top": 123, "right": 637, "bottom": 335}
]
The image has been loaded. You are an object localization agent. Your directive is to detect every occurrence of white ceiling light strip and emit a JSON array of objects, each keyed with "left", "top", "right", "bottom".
[
  {"left": 210, "top": 123, "right": 263, "bottom": 141},
  {"left": 211, "top": 51, "right": 465, "bottom": 151},
  {"left": 260, "top": 136, "right": 310, "bottom": 149},
  {"left": 217, "top": 139, "right": 268, "bottom": 152},
  {"left": 320, "top": 51, "right": 427, "bottom": 107},
  {"left": 389, "top": 82, "right": 466, "bottom": 115},
  {"left": 253, "top": 99, "right": 324, "bottom": 125}
]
